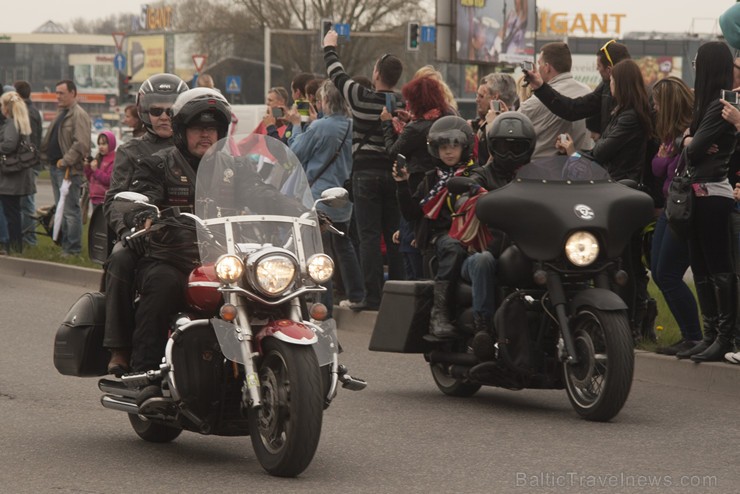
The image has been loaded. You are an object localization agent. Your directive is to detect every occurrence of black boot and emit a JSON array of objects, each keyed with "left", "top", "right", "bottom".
[
  {"left": 631, "top": 299, "right": 648, "bottom": 345},
  {"left": 641, "top": 297, "right": 658, "bottom": 343},
  {"left": 677, "top": 277, "right": 718, "bottom": 359},
  {"left": 692, "top": 273, "right": 737, "bottom": 362},
  {"left": 430, "top": 281, "right": 457, "bottom": 338},
  {"left": 472, "top": 313, "right": 496, "bottom": 361}
]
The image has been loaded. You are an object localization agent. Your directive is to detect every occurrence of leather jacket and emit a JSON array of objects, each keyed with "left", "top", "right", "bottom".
[
  {"left": 582, "top": 109, "right": 646, "bottom": 182},
  {"left": 686, "top": 99, "right": 738, "bottom": 182},
  {"left": 104, "top": 131, "right": 174, "bottom": 238}
]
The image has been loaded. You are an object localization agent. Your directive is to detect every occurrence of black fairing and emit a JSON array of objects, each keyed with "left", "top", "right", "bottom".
[{"left": 476, "top": 156, "right": 654, "bottom": 261}]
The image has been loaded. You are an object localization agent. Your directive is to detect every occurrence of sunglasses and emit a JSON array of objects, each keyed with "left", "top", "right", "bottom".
[
  {"left": 600, "top": 39, "right": 616, "bottom": 67},
  {"left": 148, "top": 107, "right": 172, "bottom": 117}
]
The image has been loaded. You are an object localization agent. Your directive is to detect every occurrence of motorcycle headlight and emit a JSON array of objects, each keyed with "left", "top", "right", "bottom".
[
  {"left": 307, "top": 254, "right": 334, "bottom": 284},
  {"left": 564, "top": 231, "right": 600, "bottom": 267},
  {"left": 255, "top": 255, "right": 297, "bottom": 295},
  {"left": 215, "top": 254, "right": 244, "bottom": 284}
]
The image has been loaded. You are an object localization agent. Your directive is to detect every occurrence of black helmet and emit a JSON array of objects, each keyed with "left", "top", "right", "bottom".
[
  {"left": 137, "top": 73, "right": 189, "bottom": 130},
  {"left": 486, "top": 112, "right": 536, "bottom": 173},
  {"left": 171, "top": 88, "right": 231, "bottom": 154},
  {"left": 427, "top": 116, "right": 475, "bottom": 161}
]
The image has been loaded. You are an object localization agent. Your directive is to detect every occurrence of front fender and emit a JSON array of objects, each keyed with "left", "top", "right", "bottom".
[
  {"left": 255, "top": 319, "right": 318, "bottom": 353},
  {"left": 569, "top": 288, "right": 628, "bottom": 313}
]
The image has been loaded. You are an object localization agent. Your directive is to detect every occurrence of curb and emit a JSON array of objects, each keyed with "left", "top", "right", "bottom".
[{"left": 3, "top": 256, "right": 737, "bottom": 396}]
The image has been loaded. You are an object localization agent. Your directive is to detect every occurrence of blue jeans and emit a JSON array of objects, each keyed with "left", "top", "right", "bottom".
[
  {"left": 321, "top": 221, "right": 365, "bottom": 316},
  {"left": 651, "top": 211, "right": 701, "bottom": 341},
  {"left": 353, "top": 169, "right": 404, "bottom": 306},
  {"left": 21, "top": 171, "right": 39, "bottom": 246},
  {"left": 0, "top": 200, "right": 8, "bottom": 246},
  {"left": 50, "top": 167, "right": 83, "bottom": 255},
  {"left": 461, "top": 250, "right": 497, "bottom": 319}
]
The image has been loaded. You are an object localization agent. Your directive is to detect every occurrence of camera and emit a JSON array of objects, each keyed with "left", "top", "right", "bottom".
[
  {"left": 721, "top": 89, "right": 739, "bottom": 106},
  {"left": 520, "top": 60, "right": 534, "bottom": 72}
]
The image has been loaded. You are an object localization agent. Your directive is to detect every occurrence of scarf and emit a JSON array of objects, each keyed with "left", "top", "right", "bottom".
[{"left": 420, "top": 161, "right": 473, "bottom": 219}]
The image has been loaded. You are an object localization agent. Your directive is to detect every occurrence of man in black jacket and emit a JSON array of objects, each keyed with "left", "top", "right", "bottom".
[{"left": 102, "top": 73, "right": 188, "bottom": 375}]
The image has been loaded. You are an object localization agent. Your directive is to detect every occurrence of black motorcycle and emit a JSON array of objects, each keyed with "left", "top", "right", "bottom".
[{"left": 370, "top": 155, "right": 654, "bottom": 421}]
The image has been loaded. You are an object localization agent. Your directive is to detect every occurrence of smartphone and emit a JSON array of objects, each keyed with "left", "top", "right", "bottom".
[
  {"left": 491, "top": 100, "right": 502, "bottom": 113},
  {"left": 296, "top": 100, "right": 310, "bottom": 116},
  {"left": 396, "top": 153, "right": 408, "bottom": 171},
  {"left": 385, "top": 93, "right": 396, "bottom": 113},
  {"left": 271, "top": 107, "right": 284, "bottom": 119},
  {"left": 521, "top": 60, "right": 534, "bottom": 72},
  {"left": 559, "top": 134, "right": 568, "bottom": 145},
  {"left": 721, "top": 89, "right": 739, "bottom": 105}
]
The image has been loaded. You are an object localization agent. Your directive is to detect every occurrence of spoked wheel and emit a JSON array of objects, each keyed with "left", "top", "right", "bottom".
[
  {"left": 248, "top": 338, "right": 323, "bottom": 477},
  {"left": 563, "top": 308, "right": 634, "bottom": 422},
  {"left": 128, "top": 414, "right": 182, "bottom": 443},
  {"left": 430, "top": 363, "right": 482, "bottom": 397}
]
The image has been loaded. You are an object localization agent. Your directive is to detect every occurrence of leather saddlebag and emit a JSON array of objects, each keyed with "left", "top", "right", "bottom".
[
  {"left": 53, "top": 292, "right": 109, "bottom": 376},
  {"left": 369, "top": 280, "right": 434, "bottom": 353}
]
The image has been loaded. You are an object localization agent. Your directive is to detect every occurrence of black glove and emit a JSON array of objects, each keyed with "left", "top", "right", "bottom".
[
  {"left": 317, "top": 210, "right": 332, "bottom": 232},
  {"left": 133, "top": 210, "right": 157, "bottom": 229}
]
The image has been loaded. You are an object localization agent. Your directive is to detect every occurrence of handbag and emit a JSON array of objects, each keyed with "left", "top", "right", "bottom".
[
  {"left": 0, "top": 135, "right": 39, "bottom": 173},
  {"left": 665, "top": 149, "right": 693, "bottom": 240}
]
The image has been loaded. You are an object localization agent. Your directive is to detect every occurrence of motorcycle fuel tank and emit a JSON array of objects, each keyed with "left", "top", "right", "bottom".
[{"left": 187, "top": 263, "right": 222, "bottom": 313}]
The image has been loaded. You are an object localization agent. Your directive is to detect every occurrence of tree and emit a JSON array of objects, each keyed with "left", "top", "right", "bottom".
[
  {"left": 176, "top": 0, "right": 429, "bottom": 82},
  {"left": 69, "top": 14, "right": 132, "bottom": 34}
]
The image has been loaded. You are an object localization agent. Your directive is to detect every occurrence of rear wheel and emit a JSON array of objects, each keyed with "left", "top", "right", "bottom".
[
  {"left": 248, "top": 338, "right": 323, "bottom": 477},
  {"left": 563, "top": 308, "right": 634, "bottom": 422},
  {"left": 128, "top": 414, "right": 182, "bottom": 443},
  {"left": 430, "top": 363, "right": 481, "bottom": 397}
]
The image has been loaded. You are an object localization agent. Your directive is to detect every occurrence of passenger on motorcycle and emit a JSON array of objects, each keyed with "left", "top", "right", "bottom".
[
  {"left": 463, "top": 112, "right": 537, "bottom": 358},
  {"left": 102, "top": 73, "right": 188, "bottom": 376},
  {"left": 393, "top": 116, "right": 477, "bottom": 338},
  {"left": 110, "top": 88, "right": 305, "bottom": 373}
]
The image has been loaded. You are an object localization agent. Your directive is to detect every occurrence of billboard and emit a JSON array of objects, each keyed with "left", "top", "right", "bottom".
[
  {"left": 456, "top": 0, "right": 536, "bottom": 64},
  {"left": 69, "top": 54, "right": 118, "bottom": 94},
  {"left": 571, "top": 54, "right": 684, "bottom": 90},
  {"left": 126, "top": 35, "right": 166, "bottom": 83}
]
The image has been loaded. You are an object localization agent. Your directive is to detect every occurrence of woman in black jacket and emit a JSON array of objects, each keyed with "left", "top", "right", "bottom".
[{"left": 675, "top": 42, "right": 738, "bottom": 362}]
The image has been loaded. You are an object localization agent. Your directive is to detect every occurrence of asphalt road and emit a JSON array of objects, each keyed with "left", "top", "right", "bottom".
[{"left": 1, "top": 273, "right": 739, "bottom": 493}]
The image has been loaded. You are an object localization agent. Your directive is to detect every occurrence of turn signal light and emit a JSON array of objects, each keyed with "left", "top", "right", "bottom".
[
  {"left": 220, "top": 303, "right": 238, "bottom": 321},
  {"left": 309, "top": 303, "right": 329, "bottom": 321}
]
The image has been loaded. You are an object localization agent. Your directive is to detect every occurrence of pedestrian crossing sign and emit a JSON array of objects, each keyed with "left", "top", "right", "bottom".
[{"left": 226, "top": 75, "right": 242, "bottom": 95}]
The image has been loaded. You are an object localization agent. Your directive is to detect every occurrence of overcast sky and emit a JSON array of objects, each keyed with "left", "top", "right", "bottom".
[{"left": 0, "top": 0, "right": 734, "bottom": 35}]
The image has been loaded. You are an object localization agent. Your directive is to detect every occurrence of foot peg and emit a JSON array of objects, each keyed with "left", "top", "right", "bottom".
[{"left": 337, "top": 364, "right": 367, "bottom": 391}]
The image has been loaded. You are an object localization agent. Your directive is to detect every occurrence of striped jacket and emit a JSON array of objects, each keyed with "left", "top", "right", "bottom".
[{"left": 324, "top": 46, "right": 401, "bottom": 172}]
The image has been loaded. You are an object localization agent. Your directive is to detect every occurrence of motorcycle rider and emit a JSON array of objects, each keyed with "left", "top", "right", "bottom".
[
  {"left": 394, "top": 116, "right": 477, "bottom": 337},
  {"left": 112, "top": 88, "right": 307, "bottom": 373},
  {"left": 464, "top": 112, "right": 537, "bottom": 358},
  {"left": 102, "top": 73, "right": 188, "bottom": 376}
]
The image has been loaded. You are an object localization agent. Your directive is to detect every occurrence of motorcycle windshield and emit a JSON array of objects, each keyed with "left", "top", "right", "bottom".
[
  {"left": 194, "top": 134, "right": 321, "bottom": 264},
  {"left": 515, "top": 154, "right": 611, "bottom": 182}
]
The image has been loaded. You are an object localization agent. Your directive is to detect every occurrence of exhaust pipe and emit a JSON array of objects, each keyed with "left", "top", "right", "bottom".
[
  {"left": 98, "top": 378, "right": 140, "bottom": 399},
  {"left": 101, "top": 394, "right": 139, "bottom": 414}
]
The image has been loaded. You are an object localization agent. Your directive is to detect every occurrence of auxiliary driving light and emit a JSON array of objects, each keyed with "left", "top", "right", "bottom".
[
  {"left": 307, "top": 254, "right": 334, "bottom": 284},
  {"left": 215, "top": 254, "right": 244, "bottom": 283}
]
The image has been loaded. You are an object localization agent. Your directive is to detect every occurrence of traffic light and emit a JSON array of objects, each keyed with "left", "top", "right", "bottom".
[
  {"left": 407, "top": 22, "right": 420, "bottom": 51},
  {"left": 121, "top": 75, "right": 134, "bottom": 103}
]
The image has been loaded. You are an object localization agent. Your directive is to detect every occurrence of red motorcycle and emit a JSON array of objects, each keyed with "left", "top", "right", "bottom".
[{"left": 54, "top": 135, "right": 365, "bottom": 477}]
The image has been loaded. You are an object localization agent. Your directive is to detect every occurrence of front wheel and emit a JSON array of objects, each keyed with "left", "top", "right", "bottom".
[
  {"left": 248, "top": 338, "right": 323, "bottom": 477},
  {"left": 128, "top": 414, "right": 182, "bottom": 443},
  {"left": 563, "top": 308, "right": 634, "bottom": 422}
]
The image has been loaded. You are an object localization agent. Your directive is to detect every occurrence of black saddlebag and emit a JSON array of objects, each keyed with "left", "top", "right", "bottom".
[
  {"left": 53, "top": 292, "right": 109, "bottom": 377},
  {"left": 369, "top": 281, "right": 433, "bottom": 353},
  {"left": 494, "top": 291, "right": 536, "bottom": 374}
]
